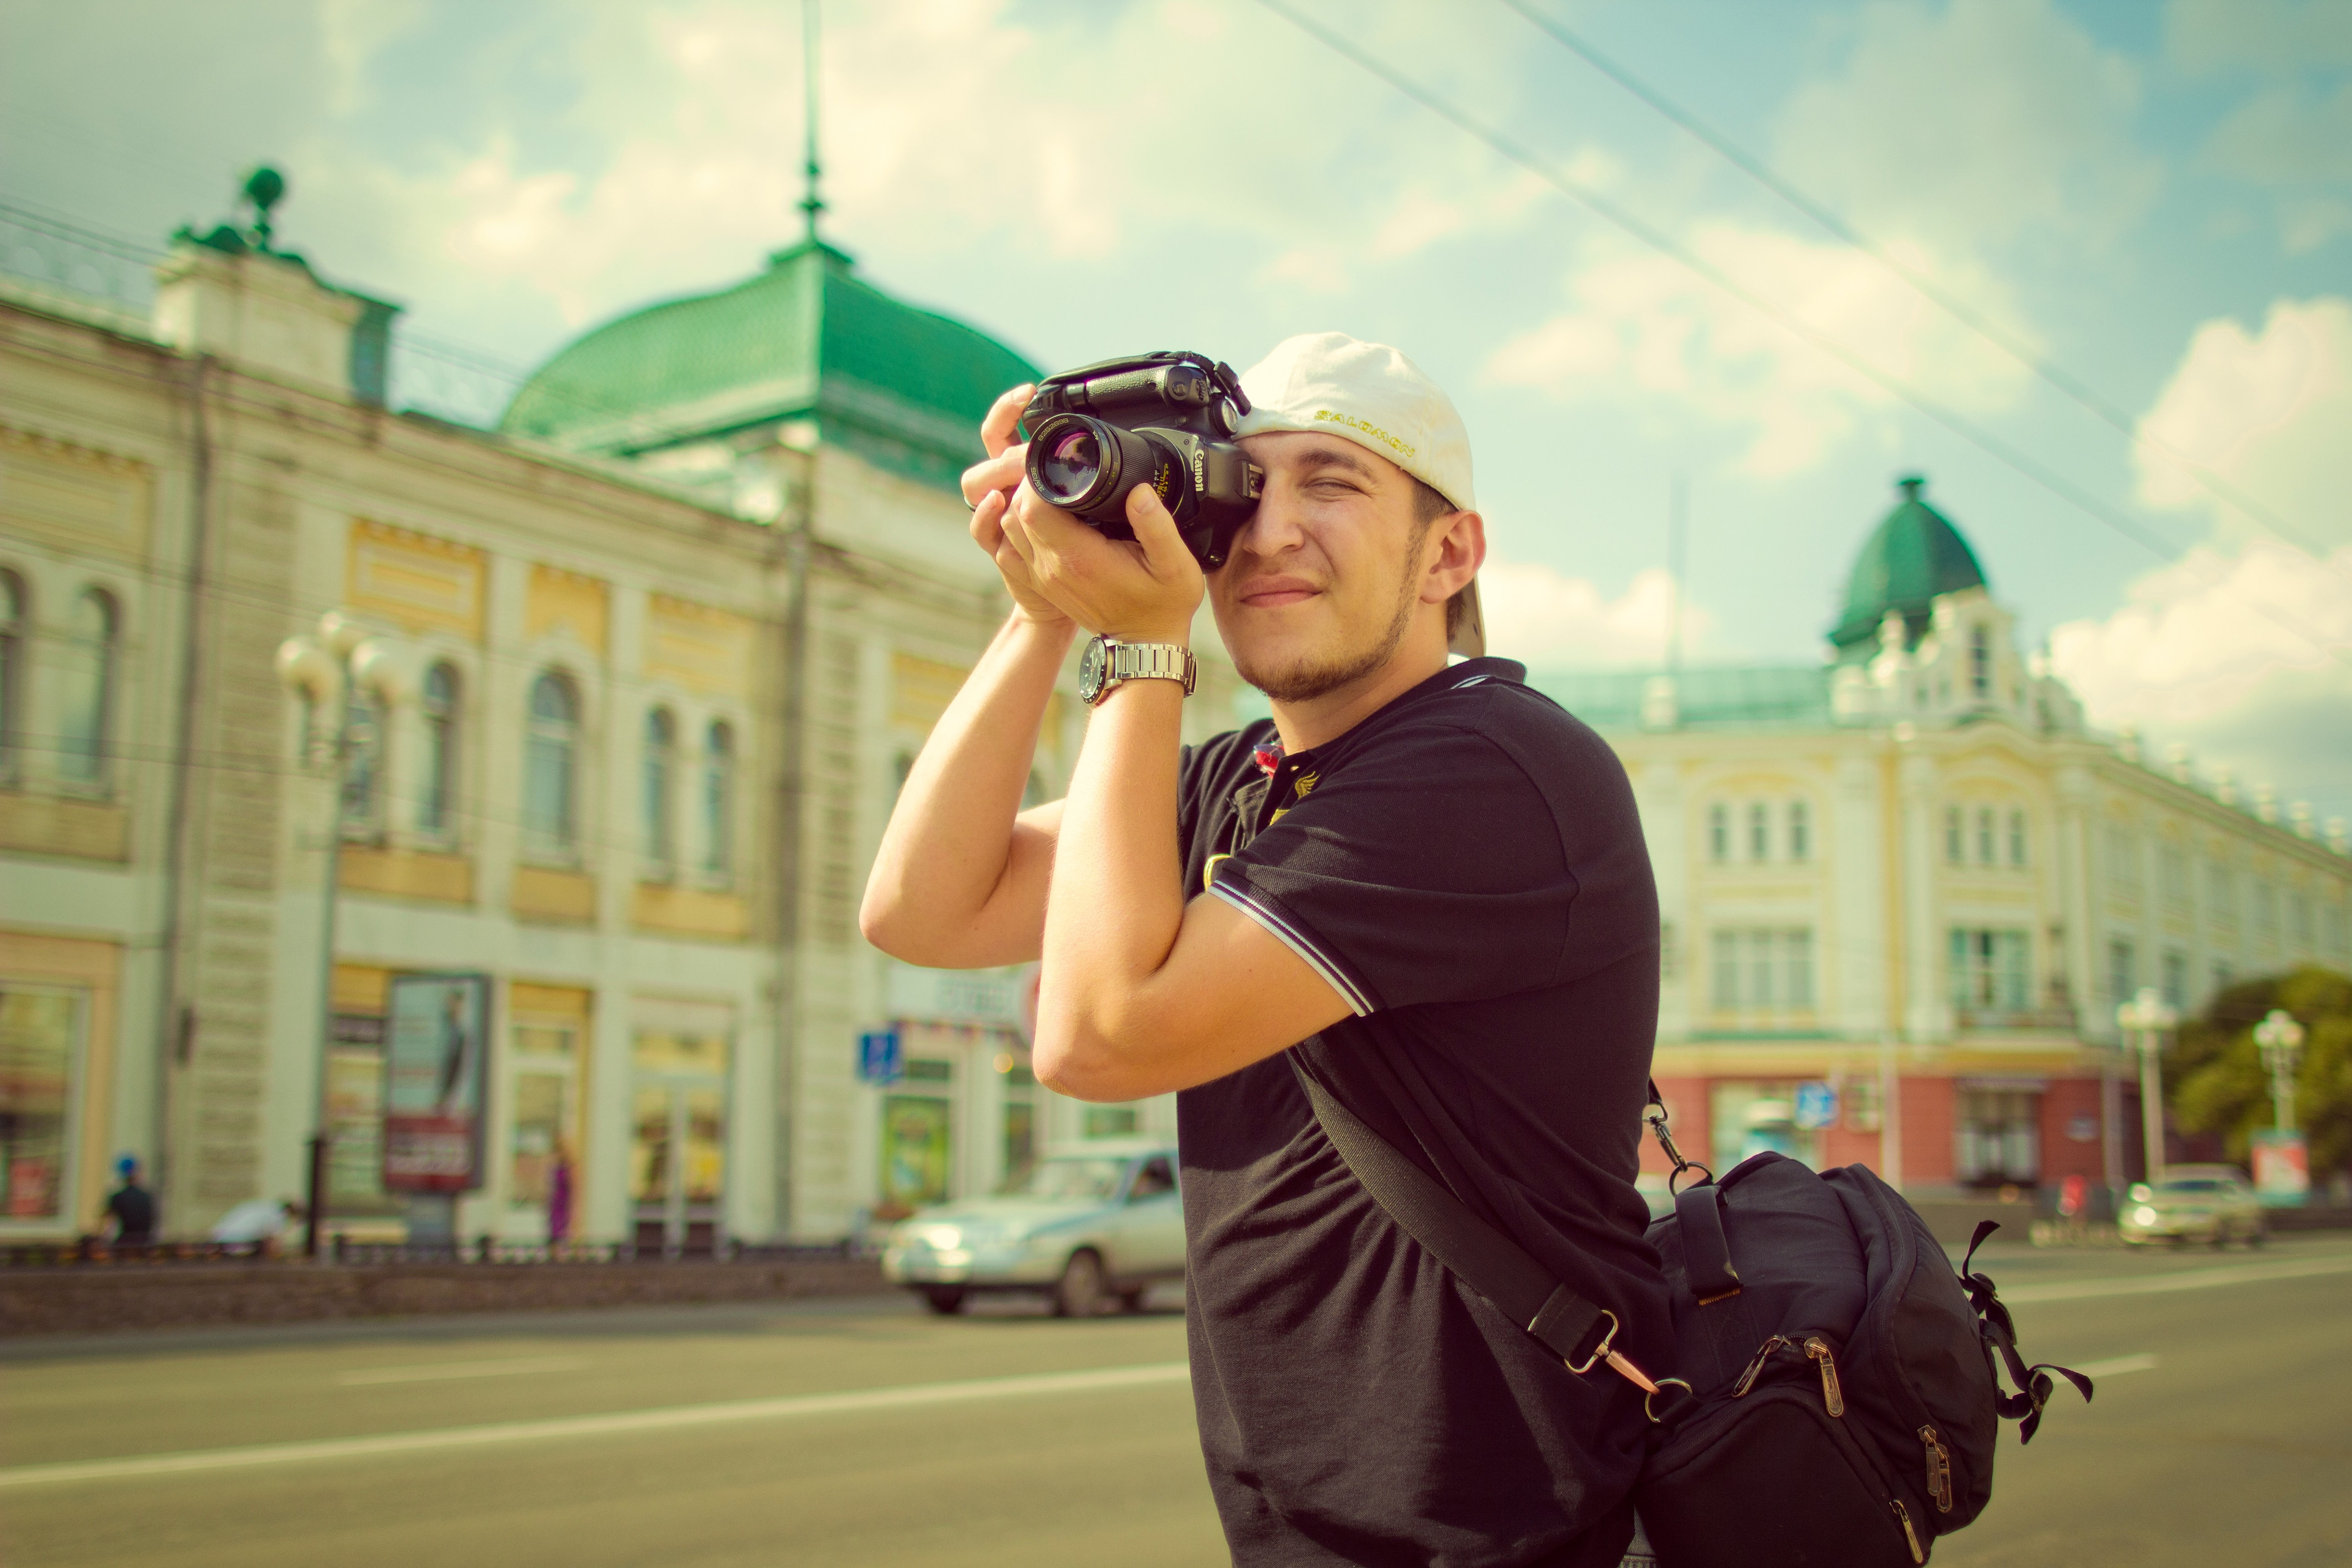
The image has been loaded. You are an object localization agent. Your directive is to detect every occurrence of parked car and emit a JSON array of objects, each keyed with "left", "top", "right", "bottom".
[
  {"left": 2118, "top": 1165, "right": 2266, "bottom": 1248},
  {"left": 881, "top": 1139, "right": 1184, "bottom": 1316}
]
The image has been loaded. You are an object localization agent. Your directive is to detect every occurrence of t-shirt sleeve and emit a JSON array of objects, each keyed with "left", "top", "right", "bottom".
[{"left": 1205, "top": 722, "right": 1575, "bottom": 1015}]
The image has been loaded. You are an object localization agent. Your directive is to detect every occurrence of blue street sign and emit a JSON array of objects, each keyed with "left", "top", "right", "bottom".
[
  {"left": 857, "top": 1027, "right": 902, "bottom": 1086},
  {"left": 1793, "top": 1080, "right": 1839, "bottom": 1130}
]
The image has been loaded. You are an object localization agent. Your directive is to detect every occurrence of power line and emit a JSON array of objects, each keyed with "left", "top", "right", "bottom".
[
  {"left": 1253, "top": 0, "right": 2350, "bottom": 669},
  {"left": 1491, "top": 0, "right": 2347, "bottom": 583}
]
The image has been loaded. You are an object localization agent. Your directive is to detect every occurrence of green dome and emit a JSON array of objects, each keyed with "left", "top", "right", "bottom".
[
  {"left": 1828, "top": 476, "right": 1988, "bottom": 656},
  {"left": 499, "top": 239, "right": 1041, "bottom": 492}
]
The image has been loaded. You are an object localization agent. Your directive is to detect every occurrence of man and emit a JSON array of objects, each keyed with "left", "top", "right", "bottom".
[
  {"left": 104, "top": 1155, "right": 156, "bottom": 1248},
  {"left": 863, "top": 334, "right": 1664, "bottom": 1567}
]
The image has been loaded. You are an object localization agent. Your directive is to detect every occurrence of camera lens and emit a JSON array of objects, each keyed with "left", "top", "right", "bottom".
[{"left": 1037, "top": 427, "right": 1102, "bottom": 505}]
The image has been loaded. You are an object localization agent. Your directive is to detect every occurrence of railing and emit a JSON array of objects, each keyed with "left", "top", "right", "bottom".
[
  {"left": 5, "top": 1234, "right": 861, "bottom": 1269},
  {"left": 1955, "top": 1006, "right": 2079, "bottom": 1032}
]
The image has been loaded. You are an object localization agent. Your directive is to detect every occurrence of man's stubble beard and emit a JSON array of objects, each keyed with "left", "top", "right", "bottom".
[{"left": 1231, "top": 523, "right": 1430, "bottom": 704}]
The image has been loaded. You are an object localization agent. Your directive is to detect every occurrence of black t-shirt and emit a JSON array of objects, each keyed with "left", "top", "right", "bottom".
[
  {"left": 106, "top": 1184, "right": 156, "bottom": 1241},
  {"left": 1174, "top": 658, "right": 1664, "bottom": 1568}
]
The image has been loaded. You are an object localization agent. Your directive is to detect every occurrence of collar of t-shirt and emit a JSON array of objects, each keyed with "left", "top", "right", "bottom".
[{"left": 1233, "top": 657, "right": 1528, "bottom": 840}]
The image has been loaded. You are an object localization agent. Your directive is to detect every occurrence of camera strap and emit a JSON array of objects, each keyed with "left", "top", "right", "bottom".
[{"left": 1288, "top": 1051, "right": 1665, "bottom": 1396}]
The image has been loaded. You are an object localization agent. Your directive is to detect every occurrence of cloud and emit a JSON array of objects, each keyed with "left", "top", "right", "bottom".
[
  {"left": 1775, "top": 0, "right": 2161, "bottom": 255},
  {"left": 2048, "top": 538, "right": 2352, "bottom": 816},
  {"left": 1478, "top": 560, "right": 1717, "bottom": 668},
  {"left": 1484, "top": 225, "right": 2036, "bottom": 475},
  {"left": 2135, "top": 296, "right": 2352, "bottom": 550},
  {"left": 2165, "top": 0, "right": 2352, "bottom": 74}
]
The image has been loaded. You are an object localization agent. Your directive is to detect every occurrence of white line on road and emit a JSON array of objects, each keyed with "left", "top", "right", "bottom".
[
  {"left": 1998, "top": 1253, "right": 2352, "bottom": 1304},
  {"left": 0, "top": 1361, "right": 1192, "bottom": 1489},
  {"left": 2072, "top": 1353, "right": 2158, "bottom": 1378},
  {"left": 336, "top": 1356, "right": 585, "bottom": 1386}
]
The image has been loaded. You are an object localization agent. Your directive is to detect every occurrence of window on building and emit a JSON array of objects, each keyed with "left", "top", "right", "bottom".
[
  {"left": 2007, "top": 810, "right": 2027, "bottom": 868},
  {"left": 2107, "top": 826, "right": 2139, "bottom": 893},
  {"left": 702, "top": 721, "right": 735, "bottom": 880},
  {"left": 340, "top": 691, "right": 386, "bottom": 838},
  {"left": 1945, "top": 806, "right": 1963, "bottom": 865},
  {"left": 1949, "top": 928, "right": 2031, "bottom": 1014},
  {"left": 1969, "top": 626, "right": 1991, "bottom": 699},
  {"left": 643, "top": 708, "right": 675, "bottom": 868},
  {"left": 1708, "top": 803, "right": 1729, "bottom": 864},
  {"left": 2107, "top": 938, "right": 2137, "bottom": 1007},
  {"left": 2212, "top": 960, "right": 2234, "bottom": 996},
  {"left": 2289, "top": 891, "right": 2312, "bottom": 949},
  {"left": 56, "top": 588, "right": 117, "bottom": 786},
  {"left": 420, "top": 662, "right": 459, "bottom": 837},
  {"left": 1711, "top": 928, "right": 1815, "bottom": 1011},
  {"left": 2160, "top": 844, "right": 2189, "bottom": 906},
  {"left": 2252, "top": 878, "right": 2278, "bottom": 940},
  {"left": 1788, "top": 801, "right": 1811, "bottom": 863},
  {"left": 2161, "top": 949, "right": 2187, "bottom": 1010},
  {"left": 2209, "top": 860, "right": 2235, "bottom": 926},
  {"left": 0, "top": 570, "right": 21, "bottom": 775},
  {"left": 523, "top": 672, "right": 580, "bottom": 856},
  {"left": 1976, "top": 808, "right": 1996, "bottom": 866},
  {"left": 1748, "top": 802, "right": 1770, "bottom": 862},
  {"left": 0, "top": 985, "right": 82, "bottom": 1223}
]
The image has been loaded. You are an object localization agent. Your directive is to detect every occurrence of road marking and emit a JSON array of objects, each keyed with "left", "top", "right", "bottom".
[
  {"left": 0, "top": 1361, "right": 1192, "bottom": 1489},
  {"left": 1999, "top": 1253, "right": 2352, "bottom": 1304},
  {"left": 2073, "top": 1353, "right": 2158, "bottom": 1378},
  {"left": 336, "top": 1356, "right": 585, "bottom": 1386}
]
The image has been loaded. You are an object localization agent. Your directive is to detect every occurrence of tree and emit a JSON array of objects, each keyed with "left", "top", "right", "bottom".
[{"left": 2168, "top": 966, "right": 2352, "bottom": 1186}]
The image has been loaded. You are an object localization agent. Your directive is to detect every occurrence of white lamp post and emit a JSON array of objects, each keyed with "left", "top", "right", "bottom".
[
  {"left": 2254, "top": 1009, "right": 2305, "bottom": 1135},
  {"left": 2115, "top": 987, "right": 2178, "bottom": 1187},
  {"left": 276, "top": 610, "right": 380, "bottom": 1258}
]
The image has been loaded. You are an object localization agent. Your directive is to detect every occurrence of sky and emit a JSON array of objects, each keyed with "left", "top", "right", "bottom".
[{"left": 2, "top": 0, "right": 2348, "bottom": 820}]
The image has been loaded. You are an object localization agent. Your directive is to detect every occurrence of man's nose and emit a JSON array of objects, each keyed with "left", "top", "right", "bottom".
[{"left": 1233, "top": 493, "right": 1307, "bottom": 558}]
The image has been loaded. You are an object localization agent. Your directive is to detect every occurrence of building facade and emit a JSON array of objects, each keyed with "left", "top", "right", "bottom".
[
  {"left": 0, "top": 195, "right": 1227, "bottom": 1246},
  {"left": 1544, "top": 479, "right": 2352, "bottom": 1196}
]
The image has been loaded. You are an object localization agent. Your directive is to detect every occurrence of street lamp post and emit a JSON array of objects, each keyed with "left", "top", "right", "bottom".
[
  {"left": 275, "top": 610, "right": 374, "bottom": 1259},
  {"left": 2115, "top": 986, "right": 2178, "bottom": 1187},
  {"left": 2254, "top": 1009, "right": 2305, "bottom": 1135}
]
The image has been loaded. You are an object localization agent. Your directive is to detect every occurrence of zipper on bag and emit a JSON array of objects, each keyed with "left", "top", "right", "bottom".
[
  {"left": 1803, "top": 1336, "right": 1845, "bottom": 1417},
  {"left": 1891, "top": 1498, "right": 1925, "bottom": 1564},
  {"left": 1731, "top": 1335, "right": 1790, "bottom": 1397},
  {"left": 1919, "top": 1425, "right": 1954, "bottom": 1513}
]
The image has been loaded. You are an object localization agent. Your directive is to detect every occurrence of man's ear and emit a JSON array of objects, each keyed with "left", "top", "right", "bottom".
[{"left": 1422, "top": 509, "right": 1485, "bottom": 605}]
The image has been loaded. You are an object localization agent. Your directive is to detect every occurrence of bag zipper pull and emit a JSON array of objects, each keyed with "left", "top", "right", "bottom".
[
  {"left": 1920, "top": 1425, "right": 1954, "bottom": 1513},
  {"left": 1891, "top": 1499, "right": 1925, "bottom": 1563},
  {"left": 1803, "top": 1335, "right": 1845, "bottom": 1417},
  {"left": 1732, "top": 1336, "right": 1789, "bottom": 1398}
]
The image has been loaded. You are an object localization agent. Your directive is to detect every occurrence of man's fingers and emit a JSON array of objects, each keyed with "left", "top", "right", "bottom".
[
  {"left": 960, "top": 445, "right": 1026, "bottom": 511},
  {"left": 1125, "top": 482, "right": 1199, "bottom": 584},
  {"left": 969, "top": 489, "right": 1009, "bottom": 551},
  {"left": 981, "top": 384, "right": 1035, "bottom": 460}
]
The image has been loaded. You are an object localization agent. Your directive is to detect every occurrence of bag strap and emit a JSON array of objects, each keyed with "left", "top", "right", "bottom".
[
  {"left": 1288, "top": 1053, "right": 1675, "bottom": 1410},
  {"left": 1958, "top": 1220, "right": 2095, "bottom": 1443}
]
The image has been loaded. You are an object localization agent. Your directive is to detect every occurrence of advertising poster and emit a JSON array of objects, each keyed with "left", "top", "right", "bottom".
[
  {"left": 383, "top": 973, "right": 490, "bottom": 1192},
  {"left": 2251, "top": 1129, "right": 2310, "bottom": 1207}
]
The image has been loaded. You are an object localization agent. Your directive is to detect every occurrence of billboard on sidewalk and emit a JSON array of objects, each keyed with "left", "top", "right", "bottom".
[
  {"left": 2251, "top": 1129, "right": 2310, "bottom": 1207},
  {"left": 382, "top": 973, "right": 491, "bottom": 1192}
]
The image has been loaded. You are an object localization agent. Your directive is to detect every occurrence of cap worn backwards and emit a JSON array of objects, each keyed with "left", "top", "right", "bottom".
[{"left": 1232, "top": 331, "right": 1484, "bottom": 657}]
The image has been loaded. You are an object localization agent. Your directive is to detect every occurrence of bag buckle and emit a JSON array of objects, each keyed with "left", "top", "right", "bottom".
[{"left": 1564, "top": 1309, "right": 1621, "bottom": 1375}]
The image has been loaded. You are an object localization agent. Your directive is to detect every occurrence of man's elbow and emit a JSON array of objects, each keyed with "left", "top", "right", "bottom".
[
  {"left": 857, "top": 880, "right": 922, "bottom": 963},
  {"left": 1031, "top": 1010, "right": 1161, "bottom": 1103}
]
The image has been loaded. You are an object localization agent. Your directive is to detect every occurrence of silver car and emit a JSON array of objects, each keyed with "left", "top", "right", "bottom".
[
  {"left": 2119, "top": 1164, "right": 2267, "bottom": 1248},
  {"left": 882, "top": 1139, "right": 1185, "bottom": 1316}
]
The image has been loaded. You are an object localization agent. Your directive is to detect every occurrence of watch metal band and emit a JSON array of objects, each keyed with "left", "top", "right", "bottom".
[{"left": 1111, "top": 640, "right": 1195, "bottom": 694}]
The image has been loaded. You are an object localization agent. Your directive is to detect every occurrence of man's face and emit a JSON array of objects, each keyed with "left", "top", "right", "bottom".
[{"left": 1209, "top": 431, "right": 1434, "bottom": 702}]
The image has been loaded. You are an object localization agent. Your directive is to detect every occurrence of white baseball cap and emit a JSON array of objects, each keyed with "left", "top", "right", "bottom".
[{"left": 1232, "top": 332, "right": 1485, "bottom": 657}]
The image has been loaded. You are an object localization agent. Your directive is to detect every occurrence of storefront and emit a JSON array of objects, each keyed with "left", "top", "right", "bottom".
[
  {"left": 629, "top": 997, "right": 732, "bottom": 1256},
  {"left": 0, "top": 932, "right": 119, "bottom": 1239}
]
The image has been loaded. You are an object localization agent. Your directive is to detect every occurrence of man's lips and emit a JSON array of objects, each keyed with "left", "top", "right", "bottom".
[{"left": 1235, "top": 577, "right": 1321, "bottom": 608}]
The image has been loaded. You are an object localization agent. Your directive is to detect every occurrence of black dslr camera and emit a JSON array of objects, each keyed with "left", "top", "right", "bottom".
[{"left": 1021, "top": 351, "right": 1265, "bottom": 569}]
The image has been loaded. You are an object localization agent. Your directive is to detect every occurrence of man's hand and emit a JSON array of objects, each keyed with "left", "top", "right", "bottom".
[
  {"left": 1001, "top": 477, "right": 1205, "bottom": 646},
  {"left": 961, "top": 386, "right": 1073, "bottom": 629}
]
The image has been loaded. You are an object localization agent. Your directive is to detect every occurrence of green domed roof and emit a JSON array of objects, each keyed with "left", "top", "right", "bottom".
[
  {"left": 498, "top": 239, "right": 1040, "bottom": 492},
  {"left": 1828, "top": 475, "right": 1988, "bottom": 656}
]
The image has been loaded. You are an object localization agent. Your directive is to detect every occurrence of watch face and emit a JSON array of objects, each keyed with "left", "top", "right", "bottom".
[{"left": 1079, "top": 637, "right": 1108, "bottom": 702}]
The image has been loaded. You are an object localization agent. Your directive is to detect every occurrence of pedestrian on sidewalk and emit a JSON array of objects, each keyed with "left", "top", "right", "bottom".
[{"left": 104, "top": 1155, "right": 156, "bottom": 1251}]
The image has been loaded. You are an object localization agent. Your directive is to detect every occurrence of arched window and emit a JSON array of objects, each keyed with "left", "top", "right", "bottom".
[
  {"left": 0, "top": 570, "right": 22, "bottom": 772},
  {"left": 57, "top": 589, "right": 117, "bottom": 785},
  {"left": 1708, "top": 804, "right": 1729, "bottom": 864},
  {"left": 421, "top": 663, "right": 460, "bottom": 836},
  {"left": 643, "top": 708, "right": 676, "bottom": 867},
  {"left": 523, "top": 672, "right": 579, "bottom": 855},
  {"left": 2007, "top": 810, "right": 2027, "bottom": 868},
  {"left": 1945, "top": 807, "right": 1964, "bottom": 864},
  {"left": 341, "top": 690, "right": 386, "bottom": 836},
  {"left": 1976, "top": 808, "right": 1995, "bottom": 865},
  {"left": 1748, "top": 802, "right": 1770, "bottom": 862},
  {"left": 1969, "top": 627, "right": 1991, "bottom": 699},
  {"left": 702, "top": 720, "right": 735, "bottom": 879},
  {"left": 1788, "top": 800, "right": 1811, "bottom": 863}
]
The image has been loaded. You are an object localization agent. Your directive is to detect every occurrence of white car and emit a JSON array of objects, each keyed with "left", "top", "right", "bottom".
[{"left": 882, "top": 1139, "right": 1185, "bottom": 1316}]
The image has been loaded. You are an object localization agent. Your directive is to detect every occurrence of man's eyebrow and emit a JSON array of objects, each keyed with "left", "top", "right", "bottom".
[{"left": 1291, "top": 446, "right": 1379, "bottom": 481}]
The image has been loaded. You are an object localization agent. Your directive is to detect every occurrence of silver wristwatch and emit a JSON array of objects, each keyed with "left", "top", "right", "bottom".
[{"left": 1078, "top": 635, "right": 1197, "bottom": 706}]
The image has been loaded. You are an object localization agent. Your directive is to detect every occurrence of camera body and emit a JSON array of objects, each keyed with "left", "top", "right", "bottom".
[{"left": 1021, "top": 352, "right": 1265, "bottom": 569}]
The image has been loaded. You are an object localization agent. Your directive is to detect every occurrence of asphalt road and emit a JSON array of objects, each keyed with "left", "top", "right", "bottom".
[{"left": 3, "top": 1235, "right": 2349, "bottom": 1568}]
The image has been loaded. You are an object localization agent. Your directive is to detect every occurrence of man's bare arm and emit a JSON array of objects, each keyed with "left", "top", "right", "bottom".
[{"left": 859, "top": 610, "right": 1072, "bottom": 969}]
